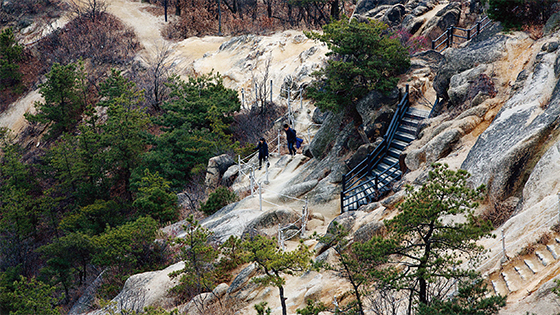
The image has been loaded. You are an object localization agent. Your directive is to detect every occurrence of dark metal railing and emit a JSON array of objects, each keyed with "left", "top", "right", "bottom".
[
  {"left": 341, "top": 85, "right": 410, "bottom": 213},
  {"left": 432, "top": 16, "right": 492, "bottom": 52}
]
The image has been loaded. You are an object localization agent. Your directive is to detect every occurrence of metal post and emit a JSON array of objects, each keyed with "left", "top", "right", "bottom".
[
  {"left": 501, "top": 229, "right": 508, "bottom": 261},
  {"left": 238, "top": 154, "right": 241, "bottom": 176},
  {"left": 250, "top": 168, "right": 255, "bottom": 197},
  {"left": 270, "top": 80, "right": 273, "bottom": 104},
  {"left": 278, "top": 129, "right": 281, "bottom": 156},
  {"left": 265, "top": 159, "right": 269, "bottom": 184},
  {"left": 288, "top": 88, "right": 291, "bottom": 114},
  {"left": 447, "top": 27, "right": 451, "bottom": 48},
  {"left": 467, "top": 29, "right": 471, "bottom": 41},
  {"left": 301, "top": 197, "right": 308, "bottom": 238},
  {"left": 259, "top": 183, "right": 262, "bottom": 211},
  {"left": 341, "top": 174, "right": 346, "bottom": 213},
  {"left": 449, "top": 26, "right": 454, "bottom": 47},
  {"left": 557, "top": 192, "right": 560, "bottom": 225},
  {"left": 300, "top": 88, "right": 303, "bottom": 110},
  {"left": 432, "top": 40, "right": 435, "bottom": 50},
  {"left": 241, "top": 88, "right": 245, "bottom": 109},
  {"left": 255, "top": 82, "right": 258, "bottom": 105},
  {"left": 477, "top": 21, "right": 481, "bottom": 36},
  {"left": 164, "top": 0, "right": 168, "bottom": 22}
]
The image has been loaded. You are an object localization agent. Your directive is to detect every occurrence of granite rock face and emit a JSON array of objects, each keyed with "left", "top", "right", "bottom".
[{"left": 462, "top": 47, "right": 560, "bottom": 201}]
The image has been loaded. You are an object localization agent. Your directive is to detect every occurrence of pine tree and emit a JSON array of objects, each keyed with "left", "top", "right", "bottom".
[
  {"left": 353, "top": 164, "right": 493, "bottom": 314},
  {"left": 243, "top": 235, "right": 312, "bottom": 315},
  {"left": 25, "top": 62, "right": 87, "bottom": 139},
  {"left": 0, "top": 27, "right": 23, "bottom": 89}
]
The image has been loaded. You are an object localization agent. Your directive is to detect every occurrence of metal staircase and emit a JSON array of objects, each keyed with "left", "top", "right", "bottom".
[{"left": 340, "top": 87, "right": 429, "bottom": 213}]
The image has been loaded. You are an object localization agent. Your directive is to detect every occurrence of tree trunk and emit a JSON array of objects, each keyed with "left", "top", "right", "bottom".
[
  {"left": 175, "top": 0, "right": 181, "bottom": 16},
  {"left": 278, "top": 285, "right": 287, "bottom": 315},
  {"left": 330, "top": 0, "right": 339, "bottom": 20}
]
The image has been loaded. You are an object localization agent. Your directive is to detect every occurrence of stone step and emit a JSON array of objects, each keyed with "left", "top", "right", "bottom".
[
  {"left": 514, "top": 265, "right": 531, "bottom": 281},
  {"left": 524, "top": 258, "right": 542, "bottom": 274},
  {"left": 491, "top": 279, "right": 508, "bottom": 297},
  {"left": 547, "top": 243, "right": 560, "bottom": 260},
  {"left": 535, "top": 250, "right": 554, "bottom": 266},
  {"left": 500, "top": 272, "right": 513, "bottom": 292}
]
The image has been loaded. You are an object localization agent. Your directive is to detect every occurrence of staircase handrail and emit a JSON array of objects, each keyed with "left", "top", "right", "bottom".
[
  {"left": 432, "top": 16, "right": 492, "bottom": 52},
  {"left": 341, "top": 86, "right": 410, "bottom": 212}
]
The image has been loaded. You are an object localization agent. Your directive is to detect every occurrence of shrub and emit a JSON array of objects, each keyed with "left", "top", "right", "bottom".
[
  {"left": 200, "top": 187, "right": 238, "bottom": 216},
  {"left": 485, "top": 0, "right": 557, "bottom": 30}
]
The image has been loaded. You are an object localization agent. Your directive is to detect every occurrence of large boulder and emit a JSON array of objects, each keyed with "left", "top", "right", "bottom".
[
  {"left": 433, "top": 33, "right": 507, "bottom": 103},
  {"left": 242, "top": 209, "right": 301, "bottom": 238},
  {"left": 278, "top": 179, "right": 319, "bottom": 202},
  {"left": 353, "top": 0, "right": 406, "bottom": 16},
  {"left": 309, "top": 111, "right": 344, "bottom": 159},
  {"left": 205, "top": 154, "right": 235, "bottom": 192},
  {"left": 355, "top": 89, "right": 399, "bottom": 134},
  {"left": 448, "top": 64, "right": 488, "bottom": 105},
  {"left": 462, "top": 46, "right": 560, "bottom": 201},
  {"left": 87, "top": 262, "right": 184, "bottom": 314},
  {"left": 418, "top": 3, "right": 461, "bottom": 41}
]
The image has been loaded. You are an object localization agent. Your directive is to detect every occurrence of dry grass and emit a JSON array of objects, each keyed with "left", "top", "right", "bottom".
[
  {"left": 522, "top": 24, "right": 544, "bottom": 40},
  {"left": 537, "top": 232, "right": 552, "bottom": 245},
  {"left": 479, "top": 200, "right": 516, "bottom": 229}
]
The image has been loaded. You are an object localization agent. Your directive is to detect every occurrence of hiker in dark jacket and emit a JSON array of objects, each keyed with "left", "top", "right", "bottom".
[
  {"left": 283, "top": 124, "right": 296, "bottom": 156},
  {"left": 255, "top": 138, "right": 269, "bottom": 170}
]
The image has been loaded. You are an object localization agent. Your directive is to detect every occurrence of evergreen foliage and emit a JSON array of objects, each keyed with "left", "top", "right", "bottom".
[
  {"left": 199, "top": 187, "right": 238, "bottom": 216},
  {"left": 0, "top": 27, "right": 23, "bottom": 89},
  {"left": 7, "top": 276, "right": 62, "bottom": 315},
  {"left": 26, "top": 62, "right": 87, "bottom": 139},
  {"left": 143, "top": 73, "right": 240, "bottom": 188},
  {"left": 170, "top": 215, "right": 219, "bottom": 299},
  {"left": 133, "top": 169, "right": 178, "bottom": 224},
  {"left": 353, "top": 164, "right": 493, "bottom": 313},
  {"left": 92, "top": 216, "right": 160, "bottom": 274},
  {"left": 243, "top": 235, "right": 312, "bottom": 315},
  {"left": 305, "top": 18, "right": 410, "bottom": 113}
]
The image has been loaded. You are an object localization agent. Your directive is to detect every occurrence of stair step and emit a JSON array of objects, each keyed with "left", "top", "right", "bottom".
[
  {"left": 406, "top": 107, "right": 430, "bottom": 118},
  {"left": 501, "top": 271, "right": 514, "bottom": 292},
  {"left": 547, "top": 244, "right": 560, "bottom": 259},
  {"left": 514, "top": 265, "right": 530, "bottom": 280},
  {"left": 491, "top": 279, "right": 508, "bottom": 297},
  {"left": 535, "top": 250, "right": 554, "bottom": 266},
  {"left": 556, "top": 238, "right": 560, "bottom": 244},
  {"left": 524, "top": 259, "right": 540, "bottom": 274},
  {"left": 401, "top": 116, "right": 420, "bottom": 127},
  {"left": 397, "top": 124, "right": 417, "bottom": 135},
  {"left": 394, "top": 131, "right": 416, "bottom": 143},
  {"left": 391, "top": 139, "right": 410, "bottom": 150},
  {"left": 387, "top": 147, "right": 402, "bottom": 158},
  {"left": 382, "top": 156, "right": 399, "bottom": 165}
]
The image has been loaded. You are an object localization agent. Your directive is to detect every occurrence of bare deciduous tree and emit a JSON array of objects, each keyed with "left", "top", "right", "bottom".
[
  {"left": 145, "top": 42, "right": 175, "bottom": 111},
  {"left": 69, "top": 0, "right": 107, "bottom": 22},
  {"left": 251, "top": 54, "right": 273, "bottom": 115}
]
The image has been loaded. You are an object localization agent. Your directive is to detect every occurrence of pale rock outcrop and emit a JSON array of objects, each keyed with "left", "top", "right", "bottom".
[
  {"left": 448, "top": 64, "right": 488, "bottom": 105},
  {"left": 433, "top": 33, "right": 507, "bottom": 104},
  {"left": 242, "top": 209, "right": 301, "bottom": 238},
  {"left": 462, "top": 45, "right": 560, "bottom": 201},
  {"left": 522, "top": 140, "right": 560, "bottom": 210},
  {"left": 86, "top": 262, "right": 184, "bottom": 315},
  {"left": 278, "top": 179, "right": 318, "bottom": 202},
  {"left": 205, "top": 154, "right": 235, "bottom": 192}
]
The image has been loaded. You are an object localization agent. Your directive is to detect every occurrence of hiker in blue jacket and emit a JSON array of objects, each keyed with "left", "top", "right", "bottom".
[
  {"left": 283, "top": 124, "right": 297, "bottom": 156},
  {"left": 255, "top": 138, "right": 269, "bottom": 170}
]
